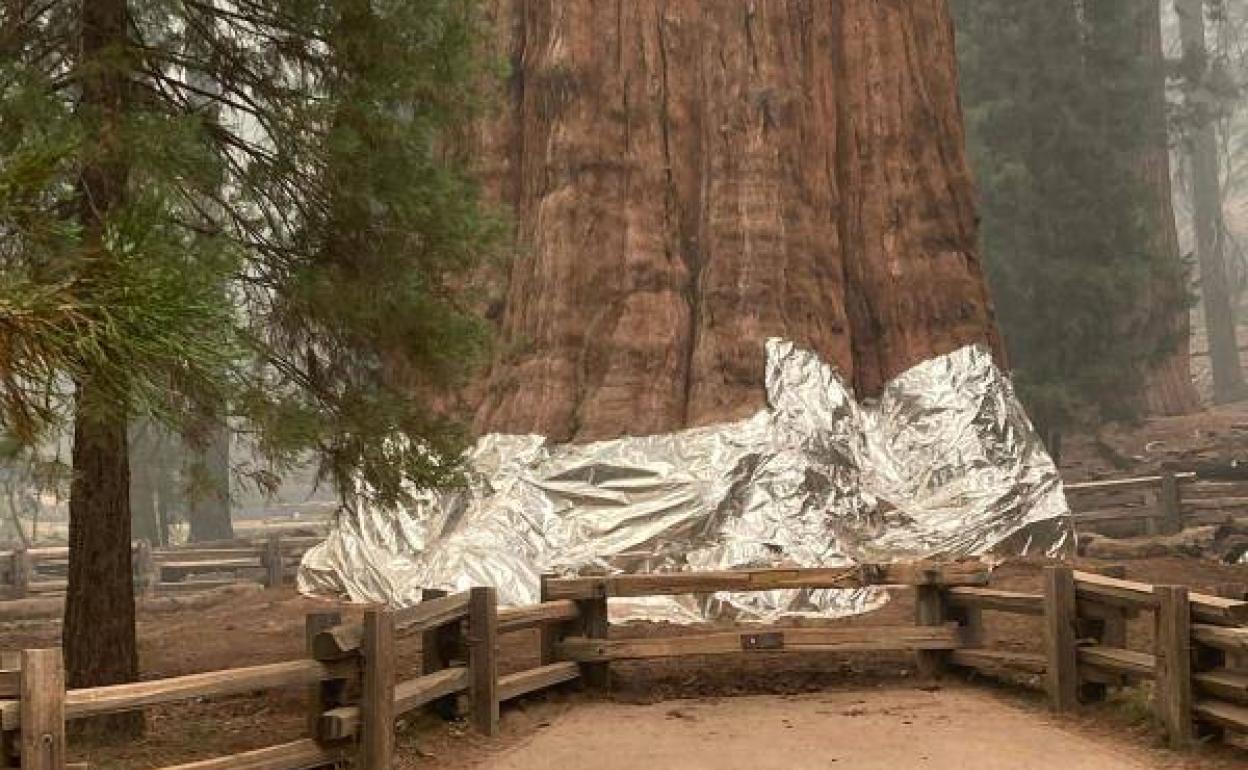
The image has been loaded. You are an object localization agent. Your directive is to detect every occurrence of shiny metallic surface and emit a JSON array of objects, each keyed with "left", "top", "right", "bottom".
[{"left": 298, "top": 340, "right": 1071, "bottom": 620}]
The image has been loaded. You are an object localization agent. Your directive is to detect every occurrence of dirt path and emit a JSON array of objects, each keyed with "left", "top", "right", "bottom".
[{"left": 476, "top": 687, "right": 1165, "bottom": 770}]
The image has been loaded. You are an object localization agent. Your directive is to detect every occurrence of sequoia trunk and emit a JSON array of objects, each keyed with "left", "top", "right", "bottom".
[
  {"left": 1133, "top": 0, "right": 1200, "bottom": 415},
  {"left": 476, "top": 0, "right": 1002, "bottom": 442}
]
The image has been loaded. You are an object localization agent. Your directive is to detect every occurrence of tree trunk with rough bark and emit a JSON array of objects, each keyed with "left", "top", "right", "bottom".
[
  {"left": 64, "top": 0, "right": 142, "bottom": 736},
  {"left": 475, "top": 0, "right": 1003, "bottom": 442},
  {"left": 1132, "top": 0, "right": 1200, "bottom": 416},
  {"left": 1177, "top": 0, "right": 1247, "bottom": 404},
  {"left": 187, "top": 417, "right": 232, "bottom": 543}
]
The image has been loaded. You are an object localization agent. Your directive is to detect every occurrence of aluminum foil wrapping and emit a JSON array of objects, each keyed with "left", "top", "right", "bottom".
[{"left": 298, "top": 340, "right": 1071, "bottom": 621}]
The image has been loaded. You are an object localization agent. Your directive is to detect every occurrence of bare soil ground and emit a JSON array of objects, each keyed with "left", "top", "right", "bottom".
[
  {"left": 0, "top": 555, "right": 1245, "bottom": 769},
  {"left": 476, "top": 688, "right": 1203, "bottom": 770},
  {"left": 1060, "top": 401, "right": 1248, "bottom": 481}
]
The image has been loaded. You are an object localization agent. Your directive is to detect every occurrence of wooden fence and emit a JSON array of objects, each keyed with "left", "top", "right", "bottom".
[
  {"left": 0, "top": 535, "right": 323, "bottom": 601},
  {"left": 1065, "top": 471, "right": 1248, "bottom": 537},
  {"left": 0, "top": 561, "right": 1245, "bottom": 768}
]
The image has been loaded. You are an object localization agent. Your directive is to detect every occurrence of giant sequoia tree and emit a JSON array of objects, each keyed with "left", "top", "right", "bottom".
[
  {"left": 1, "top": 0, "right": 495, "bottom": 730},
  {"left": 953, "top": 0, "right": 1198, "bottom": 434},
  {"left": 474, "top": 0, "right": 1004, "bottom": 442}
]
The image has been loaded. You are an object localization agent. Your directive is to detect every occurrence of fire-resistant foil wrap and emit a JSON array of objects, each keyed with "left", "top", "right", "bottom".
[{"left": 298, "top": 340, "right": 1071, "bottom": 621}]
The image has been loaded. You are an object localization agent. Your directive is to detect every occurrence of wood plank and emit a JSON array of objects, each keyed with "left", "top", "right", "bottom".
[
  {"left": 153, "top": 739, "right": 350, "bottom": 770},
  {"left": 420, "top": 588, "right": 460, "bottom": 721},
  {"left": 498, "top": 663, "right": 580, "bottom": 702},
  {"left": 1044, "top": 566, "right": 1079, "bottom": 713},
  {"left": 360, "top": 609, "right": 395, "bottom": 770},
  {"left": 946, "top": 587, "right": 1043, "bottom": 616},
  {"left": 1193, "top": 699, "right": 1248, "bottom": 733},
  {"left": 914, "top": 583, "right": 946, "bottom": 678},
  {"left": 1073, "top": 571, "right": 1248, "bottom": 625},
  {"left": 555, "top": 625, "right": 962, "bottom": 662},
  {"left": 1077, "top": 647, "right": 1156, "bottom": 679},
  {"left": 1157, "top": 472, "right": 1182, "bottom": 535},
  {"left": 319, "top": 667, "right": 471, "bottom": 741},
  {"left": 1071, "top": 508, "right": 1164, "bottom": 525},
  {"left": 305, "top": 612, "right": 344, "bottom": 738},
  {"left": 538, "top": 574, "right": 560, "bottom": 668},
  {"left": 0, "top": 669, "right": 17, "bottom": 699},
  {"left": 542, "top": 562, "right": 989, "bottom": 600},
  {"left": 0, "top": 659, "right": 355, "bottom": 729},
  {"left": 20, "top": 650, "right": 65, "bottom": 770},
  {"left": 312, "top": 622, "right": 363, "bottom": 661},
  {"left": 154, "top": 580, "right": 249, "bottom": 595},
  {"left": 1195, "top": 670, "right": 1248, "bottom": 705},
  {"left": 497, "top": 600, "right": 580, "bottom": 634},
  {"left": 1184, "top": 496, "right": 1248, "bottom": 510},
  {"left": 1191, "top": 624, "right": 1248, "bottom": 654},
  {"left": 1154, "top": 586, "right": 1194, "bottom": 747},
  {"left": 152, "top": 548, "right": 258, "bottom": 563},
  {"left": 393, "top": 591, "right": 471, "bottom": 634},
  {"left": 468, "top": 587, "right": 499, "bottom": 737},
  {"left": 159, "top": 559, "right": 262, "bottom": 572},
  {"left": 263, "top": 535, "right": 284, "bottom": 588},
  {"left": 1065, "top": 474, "right": 1194, "bottom": 493},
  {"left": 574, "top": 592, "right": 610, "bottom": 689},
  {"left": 949, "top": 648, "right": 1045, "bottom": 675}
]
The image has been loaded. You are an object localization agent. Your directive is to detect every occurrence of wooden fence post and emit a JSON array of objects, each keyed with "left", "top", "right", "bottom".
[
  {"left": 305, "top": 612, "right": 344, "bottom": 740},
  {"left": 133, "top": 540, "right": 156, "bottom": 598},
  {"left": 1154, "top": 585, "right": 1193, "bottom": 748},
  {"left": 421, "top": 588, "right": 460, "bottom": 720},
  {"left": 538, "top": 574, "right": 559, "bottom": 666},
  {"left": 468, "top": 587, "right": 499, "bottom": 737},
  {"left": 1159, "top": 472, "right": 1183, "bottom": 536},
  {"left": 914, "top": 572, "right": 947, "bottom": 678},
  {"left": 1043, "top": 566, "right": 1079, "bottom": 713},
  {"left": 573, "top": 587, "right": 610, "bottom": 690},
  {"left": 20, "top": 649, "right": 65, "bottom": 770},
  {"left": 264, "top": 535, "right": 284, "bottom": 589},
  {"left": 360, "top": 609, "right": 395, "bottom": 770},
  {"left": 11, "top": 551, "right": 32, "bottom": 600}
]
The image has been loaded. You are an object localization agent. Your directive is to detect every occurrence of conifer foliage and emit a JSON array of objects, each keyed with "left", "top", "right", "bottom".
[
  {"left": 0, "top": 0, "right": 497, "bottom": 718},
  {"left": 952, "top": 0, "right": 1193, "bottom": 441}
]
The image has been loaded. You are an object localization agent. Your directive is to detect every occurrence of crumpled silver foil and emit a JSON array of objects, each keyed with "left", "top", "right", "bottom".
[{"left": 298, "top": 340, "right": 1071, "bottom": 621}]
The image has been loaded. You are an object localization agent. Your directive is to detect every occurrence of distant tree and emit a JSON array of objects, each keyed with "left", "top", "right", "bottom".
[
  {"left": 0, "top": 0, "right": 497, "bottom": 733},
  {"left": 1175, "top": 0, "right": 1248, "bottom": 403},
  {"left": 952, "top": 0, "right": 1197, "bottom": 443}
]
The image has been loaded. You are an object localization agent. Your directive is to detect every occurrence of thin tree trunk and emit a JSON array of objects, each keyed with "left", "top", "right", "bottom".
[
  {"left": 187, "top": 416, "right": 232, "bottom": 543},
  {"left": 1137, "top": 0, "right": 1200, "bottom": 415},
  {"left": 64, "top": 0, "right": 142, "bottom": 736},
  {"left": 1177, "top": 0, "right": 1247, "bottom": 404}
]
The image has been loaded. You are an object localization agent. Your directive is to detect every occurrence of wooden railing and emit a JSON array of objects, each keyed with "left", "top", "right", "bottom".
[
  {"left": 945, "top": 566, "right": 1248, "bottom": 748},
  {"left": 1065, "top": 471, "right": 1248, "bottom": 536},
  {"left": 0, "top": 560, "right": 1244, "bottom": 768},
  {"left": 0, "top": 534, "right": 323, "bottom": 601}
]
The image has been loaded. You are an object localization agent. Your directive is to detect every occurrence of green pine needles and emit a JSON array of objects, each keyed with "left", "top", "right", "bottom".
[{"left": 0, "top": 0, "right": 502, "bottom": 504}]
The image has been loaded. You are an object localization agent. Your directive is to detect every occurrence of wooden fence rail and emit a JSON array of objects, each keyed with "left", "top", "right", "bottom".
[
  {"left": 0, "top": 535, "right": 323, "bottom": 601},
  {"left": 1066, "top": 470, "right": 1248, "bottom": 536},
  {"left": 1, "top": 561, "right": 1245, "bottom": 768}
]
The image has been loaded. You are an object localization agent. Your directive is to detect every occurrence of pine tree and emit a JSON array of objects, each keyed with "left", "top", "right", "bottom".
[
  {"left": 952, "top": 0, "right": 1195, "bottom": 441},
  {"left": 0, "top": 0, "right": 498, "bottom": 729}
]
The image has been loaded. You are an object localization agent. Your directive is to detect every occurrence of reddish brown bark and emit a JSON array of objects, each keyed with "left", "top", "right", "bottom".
[
  {"left": 475, "top": 0, "right": 1002, "bottom": 442},
  {"left": 1134, "top": 0, "right": 1200, "bottom": 415}
]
